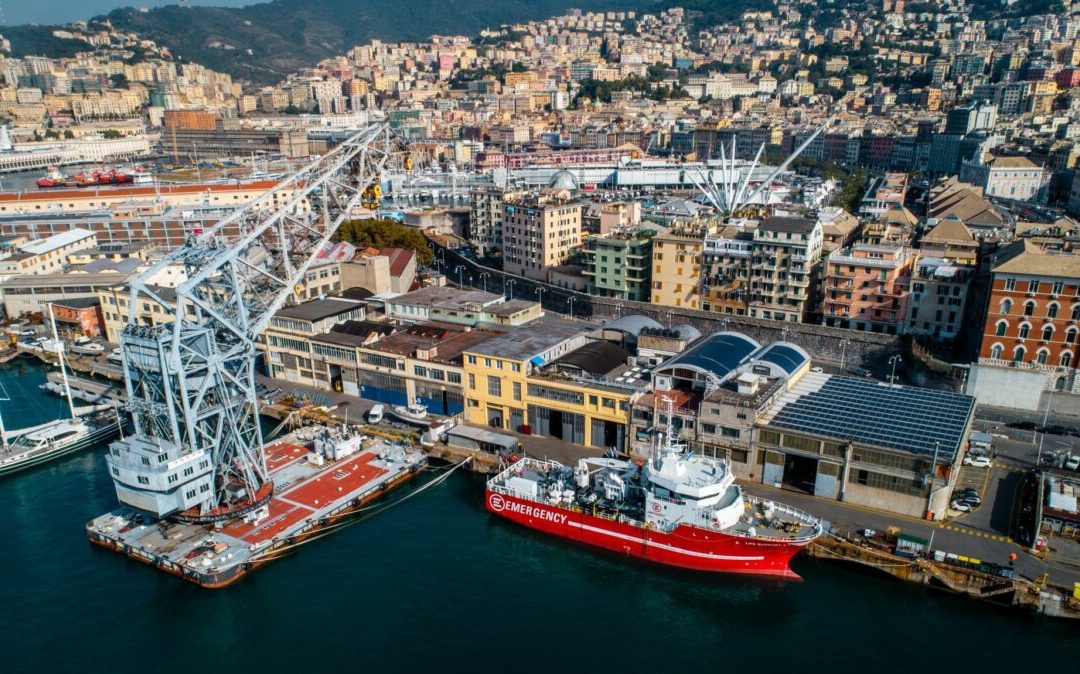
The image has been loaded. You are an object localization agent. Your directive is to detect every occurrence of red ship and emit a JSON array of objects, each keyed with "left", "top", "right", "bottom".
[
  {"left": 37, "top": 165, "right": 145, "bottom": 189},
  {"left": 485, "top": 430, "right": 822, "bottom": 578}
]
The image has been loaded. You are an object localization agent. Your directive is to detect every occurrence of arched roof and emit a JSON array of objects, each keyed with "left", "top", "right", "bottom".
[
  {"left": 602, "top": 314, "right": 663, "bottom": 337},
  {"left": 747, "top": 341, "right": 810, "bottom": 376},
  {"left": 654, "top": 331, "right": 760, "bottom": 382},
  {"left": 669, "top": 323, "right": 702, "bottom": 342}
]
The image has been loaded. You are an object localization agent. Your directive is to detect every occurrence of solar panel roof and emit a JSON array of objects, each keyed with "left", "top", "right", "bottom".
[
  {"left": 766, "top": 375, "right": 975, "bottom": 458},
  {"left": 654, "top": 332, "right": 760, "bottom": 381}
]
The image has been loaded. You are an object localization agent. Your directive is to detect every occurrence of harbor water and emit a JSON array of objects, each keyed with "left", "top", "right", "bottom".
[{"left": 1, "top": 358, "right": 1077, "bottom": 673}]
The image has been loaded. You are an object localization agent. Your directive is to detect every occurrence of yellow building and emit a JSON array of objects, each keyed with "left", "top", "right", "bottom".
[
  {"left": 650, "top": 232, "right": 702, "bottom": 309},
  {"left": 460, "top": 318, "right": 635, "bottom": 449}
]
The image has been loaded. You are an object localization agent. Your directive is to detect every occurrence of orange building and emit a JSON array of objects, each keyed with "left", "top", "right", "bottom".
[
  {"left": 163, "top": 110, "right": 219, "bottom": 130},
  {"left": 823, "top": 244, "right": 912, "bottom": 333},
  {"left": 51, "top": 297, "right": 105, "bottom": 338}
]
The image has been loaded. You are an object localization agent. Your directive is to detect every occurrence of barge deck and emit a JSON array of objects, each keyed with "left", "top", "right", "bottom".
[{"left": 87, "top": 435, "right": 426, "bottom": 588}]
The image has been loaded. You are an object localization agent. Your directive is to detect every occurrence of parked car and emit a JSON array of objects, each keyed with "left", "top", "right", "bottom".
[
  {"left": 1066, "top": 455, "right": 1080, "bottom": 471},
  {"left": 950, "top": 500, "right": 975, "bottom": 512},
  {"left": 954, "top": 492, "right": 982, "bottom": 507},
  {"left": 17, "top": 327, "right": 37, "bottom": 338},
  {"left": 107, "top": 348, "right": 123, "bottom": 364},
  {"left": 963, "top": 455, "right": 993, "bottom": 468}
]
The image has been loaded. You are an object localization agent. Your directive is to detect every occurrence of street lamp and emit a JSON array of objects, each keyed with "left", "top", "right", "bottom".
[
  {"left": 479, "top": 271, "right": 490, "bottom": 294},
  {"left": 839, "top": 338, "right": 849, "bottom": 374},
  {"left": 455, "top": 265, "right": 464, "bottom": 286},
  {"left": 1037, "top": 385, "right": 1055, "bottom": 465},
  {"left": 567, "top": 295, "right": 576, "bottom": 318},
  {"left": 888, "top": 355, "right": 903, "bottom": 387},
  {"left": 506, "top": 279, "right": 516, "bottom": 300},
  {"left": 536, "top": 287, "right": 546, "bottom": 307}
]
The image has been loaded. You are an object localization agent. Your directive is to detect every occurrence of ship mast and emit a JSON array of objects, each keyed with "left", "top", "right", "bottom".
[{"left": 46, "top": 302, "right": 76, "bottom": 420}]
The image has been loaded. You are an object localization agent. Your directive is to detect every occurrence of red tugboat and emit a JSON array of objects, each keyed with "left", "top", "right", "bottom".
[
  {"left": 35, "top": 166, "right": 75, "bottom": 188},
  {"left": 485, "top": 427, "right": 822, "bottom": 578},
  {"left": 37, "top": 165, "right": 145, "bottom": 189}
]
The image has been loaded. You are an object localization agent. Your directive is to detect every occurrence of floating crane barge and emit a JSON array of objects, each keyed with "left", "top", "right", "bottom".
[
  {"left": 87, "top": 123, "right": 419, "bottom": 587},
  {"left": 88, "top": 435, "right": 425, "bottom": 588}
]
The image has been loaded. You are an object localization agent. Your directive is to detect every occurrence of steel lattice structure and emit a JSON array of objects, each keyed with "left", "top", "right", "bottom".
[
  {"left": 111, "top": 123, "right": 401, "bottom": 518},
  {"left": 689, "top": 116, "right": 835, "bottom": 218}
]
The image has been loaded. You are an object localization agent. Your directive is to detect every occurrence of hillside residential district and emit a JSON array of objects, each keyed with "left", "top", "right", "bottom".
[{"left": 2, "top": 1, "right": 1080, "bottom": 612}]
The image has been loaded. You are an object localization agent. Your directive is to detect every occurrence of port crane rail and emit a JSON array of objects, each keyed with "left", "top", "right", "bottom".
[{"left": 108, "top": 122, "right": 401, "bottom": 519}]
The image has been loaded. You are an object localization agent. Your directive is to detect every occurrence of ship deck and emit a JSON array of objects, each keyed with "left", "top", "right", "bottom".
[{"left": 86, "top": 435, "right": 425, "bottom": 586}]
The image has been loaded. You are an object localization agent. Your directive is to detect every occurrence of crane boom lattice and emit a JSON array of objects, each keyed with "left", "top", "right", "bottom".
[{"left": 106, "top": 123, "right": 401, "bottom": 520}]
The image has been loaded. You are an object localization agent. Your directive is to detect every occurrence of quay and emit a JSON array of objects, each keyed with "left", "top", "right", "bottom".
[{"left": 807, "top": 533, "right": 1080, "bottom": 619}]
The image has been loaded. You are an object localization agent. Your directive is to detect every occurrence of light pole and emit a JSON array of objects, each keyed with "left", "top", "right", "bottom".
[
  {"left": 1037, "top": 385, "right": 1055, "bottom": 465},
  {"left": 479, "top": 271, "right": 490, "bottom": 294},
  {"left": 455, "top": 265, "right": 463, "bottom": 286},
  {"left": 888, "top": 355, "right": 902, "bottom": 387},
  {"left": 506, "top": 279, "right": 516, "bottom": 300},
  {"left": 536, "top": 287, "right": 546, "bottom": 307},
  {"left": 567, "top": 295, "right": 575, "bottom": 318},
  {"left": 839, "top": 338, "right": 849, "bottom": 374}
]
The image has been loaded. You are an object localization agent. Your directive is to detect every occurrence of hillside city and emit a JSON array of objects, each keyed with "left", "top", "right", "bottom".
[{"left": 2, "top": 0, "right": 1080, "bottom": 623}]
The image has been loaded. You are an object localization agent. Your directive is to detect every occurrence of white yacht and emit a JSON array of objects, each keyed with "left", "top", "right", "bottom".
[{"left": 0, "top": 305, "right": 125, "bottom": 478}]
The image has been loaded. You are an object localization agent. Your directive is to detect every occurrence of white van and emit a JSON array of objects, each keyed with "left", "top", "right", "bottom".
[{"left": 367, "top": 404, "right": 384, "bottom": 424}]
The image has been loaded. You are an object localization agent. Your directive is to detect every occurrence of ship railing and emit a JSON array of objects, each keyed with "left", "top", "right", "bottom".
[{"left": 486, "top": 456, "right": 563, "bottom": 489}]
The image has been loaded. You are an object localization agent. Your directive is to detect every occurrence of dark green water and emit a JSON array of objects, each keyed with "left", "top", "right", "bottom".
[{"left": 2, "top": 359, "right": 1077, "bottom": 672}]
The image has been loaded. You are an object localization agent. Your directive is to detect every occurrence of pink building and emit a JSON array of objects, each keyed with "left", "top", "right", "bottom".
[{"left": 823, "top": 244, "right": 912, "bottom": 334}]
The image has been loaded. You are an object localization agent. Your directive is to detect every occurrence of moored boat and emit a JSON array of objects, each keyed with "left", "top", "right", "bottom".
[
  {"left": 485, "top": 428, "right": 822, "bottom": 578},
  {"left": 389, "top": 401, "right": 429, "bottom": 424}
]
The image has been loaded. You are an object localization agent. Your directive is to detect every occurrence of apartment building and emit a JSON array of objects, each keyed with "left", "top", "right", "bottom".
[
  {"left": 582, "top": 231, "right": 652, "bottom": 301},
  {"left": 0, "top": 228, "right": 97, "bottom": 281},
  {"left": 749, "top": 217, "right": 822, "bottom": 322},
  {"left": 650, "top": 232, "right": 702, "bottom": 309},
  {"left": 700, "top": 225, "right": 754, "bottom": 316},
  {"left": 468, "top": 186, "right": 521, "bottom": 254},
  {"left": 904, "top": 257, "right": 972, "bottom": 341},
  {"left": 978, "top": 241, "right": 1080, "bottom": 392},
  {"left": 823, "top": 244, "right": 912, "bottom": 334},
  {"left": 501, "top": 190, "right": 582, "bottom": 281}
]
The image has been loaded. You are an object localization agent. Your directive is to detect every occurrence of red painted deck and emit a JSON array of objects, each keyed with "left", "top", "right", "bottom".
[
  {"left": 265, "top": 443, "right": 308, "bottom": 472},
  {"left": 218, "top": 450, "right": 390, "bottom": 545},
  {"left": 225, "top": 499, "right": 313, "bottom": 544},
  {"left": 280, "top": 453, "right": 388, "bottom": 509}
]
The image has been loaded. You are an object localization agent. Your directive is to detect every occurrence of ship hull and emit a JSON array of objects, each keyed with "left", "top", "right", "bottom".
[
  {"left": 0, "top": 421, "right": 126, "bottom": 478},
  {"left": 486, "top": 490, "right": 809, "bottom": 579}
]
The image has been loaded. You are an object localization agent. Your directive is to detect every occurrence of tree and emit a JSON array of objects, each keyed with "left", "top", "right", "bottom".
[
  {"left": 102, "top": 129, "right": 122, "bottom": 139},
  {"left": 109, "top": 73, "right": 130, "bottom": 90},
  {"left": 332, "top": 218, "right": 435, "bottom": 265},
  {"left": 63, "top": 130, "right": 75, "bottom": 139}
]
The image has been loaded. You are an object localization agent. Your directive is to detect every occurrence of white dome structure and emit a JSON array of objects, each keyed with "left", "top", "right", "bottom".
[{"left": 547, "top": 169, "right": 579, "bottom": 191}]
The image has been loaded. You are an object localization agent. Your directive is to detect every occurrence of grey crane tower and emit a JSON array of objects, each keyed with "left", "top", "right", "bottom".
[{"left": 105, "top": 123, "right": 403, "bottom": 521}]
